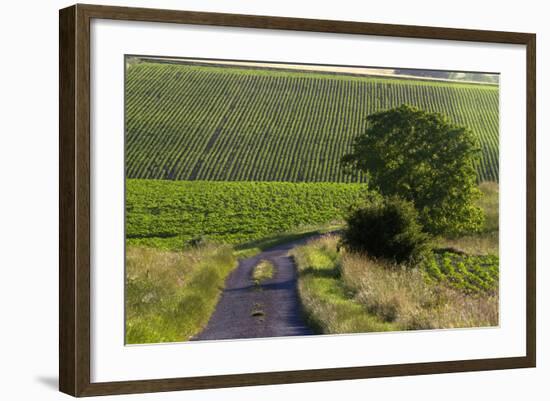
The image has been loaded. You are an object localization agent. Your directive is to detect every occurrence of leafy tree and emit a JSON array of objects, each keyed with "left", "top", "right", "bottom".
[{"left": 342, "top": 104, "right": 483, "bottom": 235}]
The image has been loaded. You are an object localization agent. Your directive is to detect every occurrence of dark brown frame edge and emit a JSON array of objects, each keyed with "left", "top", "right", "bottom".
[{"left": 59, "top": 3, "right": 536, "bottom": 397}]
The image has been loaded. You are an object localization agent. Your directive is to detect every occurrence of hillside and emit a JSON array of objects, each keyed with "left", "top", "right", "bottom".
[{"left": 126, "top": 61, "right": 499, "bottom": 182}]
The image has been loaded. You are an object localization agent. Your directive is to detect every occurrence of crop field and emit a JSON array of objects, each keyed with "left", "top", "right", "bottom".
[
  {"left": 423, "top": 252, "right": 499, "bottom": 294},
  {"left": 126, "top": 179, "right": 373, "bottom": 249},
  {"left": 126, "top": 61, "right": 499, "bottom": 182}
]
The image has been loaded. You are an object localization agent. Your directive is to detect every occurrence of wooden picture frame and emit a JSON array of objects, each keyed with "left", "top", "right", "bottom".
[{"left": 59, "top": 3, "right": 536, "bottom": 397}]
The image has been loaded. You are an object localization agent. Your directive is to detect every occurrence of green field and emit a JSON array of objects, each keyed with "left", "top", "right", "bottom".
[
  {"left": 126, "top": 61, "right": 499, "bottom": 182},
  {"left": 126, "top": 179, "right": 374, "bottom": 249}
]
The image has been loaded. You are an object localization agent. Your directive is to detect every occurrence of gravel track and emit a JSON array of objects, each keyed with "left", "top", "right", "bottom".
[{"left": 193, "top": 236, "right": 319, "bottom": 341}]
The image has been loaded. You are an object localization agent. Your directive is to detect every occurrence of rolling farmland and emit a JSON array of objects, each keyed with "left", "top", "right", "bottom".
[
  {"left": 126, "top": 61, "right": 499, "bottom": 183},
  {"left": 124, "top": 60, "right": 500, "bottom": 342}
]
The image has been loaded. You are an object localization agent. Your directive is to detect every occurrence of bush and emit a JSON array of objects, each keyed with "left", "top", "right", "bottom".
[{"left": 341, "top": 197, "right": 431, "bottom": 264}]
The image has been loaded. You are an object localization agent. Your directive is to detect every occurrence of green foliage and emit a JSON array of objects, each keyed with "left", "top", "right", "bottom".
[
  {"left": 126, "top": 179, "right": 373, "bottom": 249},
  {"left": 422, "top": 252, "right": 499, "bottom": 294},
  {"left": 126, "top": 62, "right": 499, "bottom": 183},
  {"left": 341, "top": 197, "right": 431, "bottom": 264},
  {"left": 438, "top": 181, "right": 499, "bottom": 255},
  {"left": 342, "top": 104, "right": 484, "bottom": 235}
]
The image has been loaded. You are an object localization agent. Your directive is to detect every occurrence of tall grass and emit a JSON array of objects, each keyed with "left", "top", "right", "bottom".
[
  {"left": 293, "top": 235, "right": 498, "bottom": 334},
  {"left": 291, "top": 235, "right": 397, "bottom": 334},
  {"left": 125, "top": 244, "right": 236, "bottom": 344},
  {"left": 342, "top": 252, "right": 498, "bottom": 329}
]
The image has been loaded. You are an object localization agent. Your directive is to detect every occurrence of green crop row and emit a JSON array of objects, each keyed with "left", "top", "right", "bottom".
[
  {"left": 422, "top": 252, "right": 499, "bottom": 294},
  {"left": 126, "top": 61, "right": 499, "bottom": 183},
  {"left": 126, "top": 179, "right": 373, "bottom": 250}
]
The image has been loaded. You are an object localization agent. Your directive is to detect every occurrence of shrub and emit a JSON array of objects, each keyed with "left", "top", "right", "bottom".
[{"left": 341, "top": 197, "right": 431, "bottom": 264}]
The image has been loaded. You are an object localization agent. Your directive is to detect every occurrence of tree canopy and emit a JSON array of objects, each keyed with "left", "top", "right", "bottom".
[{"left": 342, "top": 104, "right": 483, "bottom": 235}]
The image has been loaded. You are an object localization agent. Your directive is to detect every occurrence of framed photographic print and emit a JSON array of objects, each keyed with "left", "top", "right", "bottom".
[{"left": 59, "top": 4, "right": 536, "bottom": 397}]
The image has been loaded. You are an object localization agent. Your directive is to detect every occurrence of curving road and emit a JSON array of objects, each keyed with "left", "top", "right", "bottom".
[{"left": 193, "top": 236, "right": 319, "bottom": 341}]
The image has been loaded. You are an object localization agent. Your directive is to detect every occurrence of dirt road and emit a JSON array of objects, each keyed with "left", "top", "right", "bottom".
[{"left": 193, "top": 236, "right": 318, "bottom": 341}]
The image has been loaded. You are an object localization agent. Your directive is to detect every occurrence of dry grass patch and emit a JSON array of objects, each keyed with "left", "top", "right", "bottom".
[
  {"left": 342, "top": 253, "right": 498, "bottom": 330},
  {"left": 252, "top": 260, "right": 275, "bottom": 284},
  {"left": 440, "top": 232, "right": 498, "bottom": 255}
]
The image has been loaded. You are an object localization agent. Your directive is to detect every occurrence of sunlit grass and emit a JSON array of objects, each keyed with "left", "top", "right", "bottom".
[
  {"left": 125, "top": 244, "right": 237, "bottom": 344},
  {"left": 291, "top": 235, "right": 396, "bottom": 334},
  {"left": 292, "top": 235, "right": 498, "bottom": 334},
  {"left": 343, "top": 251, "right": 498, "bottom": 329}
]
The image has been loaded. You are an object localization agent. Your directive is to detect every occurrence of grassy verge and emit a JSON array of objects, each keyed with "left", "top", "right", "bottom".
[
  {"left": 292, "top": 235, "right": 498, "bottom": 334},
  {"left": 125, "top": 244, "right": 236, "bottom": 344},
  {"left": 291, "top": 236, "right": 397, "bottom": 334}
]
